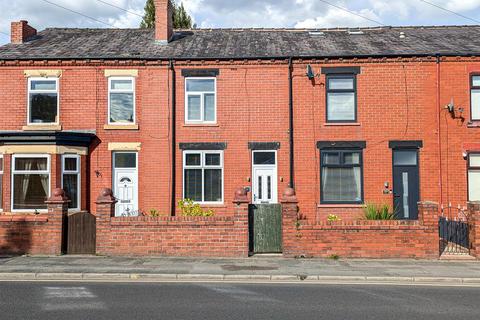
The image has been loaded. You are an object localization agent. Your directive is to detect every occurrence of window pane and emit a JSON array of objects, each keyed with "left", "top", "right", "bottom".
[
  {"left": 327, "top": 92, "right": 355, "bottom": 121},
  {"left": 114, "top": 153, "right": 136, "bottom": 168},
  {"left": 110, "top": 93, "right": 134, "bottom": 123},
  {"left": 186, "top": 153, "right": 201, "bottom": 166},
  {"left": 0, "top": 175, "right": 2, "bottom": 209},
  {"left": 323, "top": 153, "right": 340, "bottom": 165},
  {"left": 184, "top": 169, "right": 202, "bottom": 201},
  {"left": 13, "top": 174, "right": 49, "bottom": 210},
  {"left": 31, "top": 80, "right": 56, "bottom": 90},
  {"left": 329, "top": 78, "right": 354, "bottom": 90},
  {"left": 15, "top": 158, "right": 48, "bottom": 171},
  {"left": 204, "top": 169, "right": 222, "bottom": 202},
  {"left": 204, "top": 93, "right": 215, "bottom": 121},
  {"left": 473, "top": 76, "right": 480, "bottom": 87},
  {"left": 469, "top": 170, "right": 480, "bottom": 201},
  {"left": 187, "top": 95, "right": 201, "bottom": 120},
  {"left": 64, "top": 157, "right": 78, "bottom": 171},
  {"left": 111, "top": 79, "right": 133, "bottom": 90},
  {"left": 254, "top": 152, "right": 276, "bottom": 165},
  {"left": 0, "top": 157, "right": 3, "bottom": 172},
  {"left": 30, "top": 93, "right": 57, "bottom": 123},
  {"left": 205, "top": 153, "right": 220, "bottom": 166},
  {"left": 322, "top": 167, "right": 361, "bottom": 202},
  {"left": 394, "top": 151, "right": 417, "bottom": 166},
  {"left": 344, "top": 152, "right": 360, "bottom": 165},
  {"left": 63, "top": 174, "right": 78, "bottom": 209},
  {"left": 470, "top": 154, "right": 480, "bottom": 167},
  {"left": 471, "top": 89, "right": 480, "bottom": 120},
  {"left": 186, "top": 79, "right": 215, "bottom": 92}
]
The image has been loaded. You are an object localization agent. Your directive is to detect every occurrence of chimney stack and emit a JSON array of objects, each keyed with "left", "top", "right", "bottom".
[
  {"left": 11, "top": 20, "right": 37, "bottom": 44},
  {"left": 154, "top": 0, "right": 173, "bottom": 43}
]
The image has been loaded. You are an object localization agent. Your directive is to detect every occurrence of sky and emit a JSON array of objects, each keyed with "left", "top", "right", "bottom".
[{"left": 1, "top": 0, "right": 480, "bottom": 45}]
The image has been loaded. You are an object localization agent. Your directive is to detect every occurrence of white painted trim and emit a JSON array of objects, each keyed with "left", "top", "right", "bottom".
[
  {"left": 184, "top": 77, "right": 217, "bottom": 124},
  {"left": 61, "top": 154, "right": 81, "bottom": 212},
  {"left": 182, "top": 150, "right": 224, "bottom": 205},
  {"left": 27, "top": 77, "right": 59, "bottom": 126},
  {"left": 108, "top": 76, "right": 136, "bottom": 125},
  {"left": 11, "top": 154, "right": 51, "bottom": 213}
]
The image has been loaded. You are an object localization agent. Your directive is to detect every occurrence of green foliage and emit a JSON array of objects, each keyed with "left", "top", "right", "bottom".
[
  {"left": 327, "top": 214, "right": 341, "bottom": 222},
  {"left": 140, "top": 0, "right": 193, "bottom": 29},
  {"left": 363, "top": 203, "right": 395, "bottom": 220},
  {"left": 178, "top": 199, "right": 214, "bottom": 217},
  {"left": 149, "top": 209, "right": 160, "bottom": 217},
  {"left": 140, "top": 0, "right": 155, "bottom": 29},
  {"left": 328, "top": 254, "right": 340, "bottom": 260}
]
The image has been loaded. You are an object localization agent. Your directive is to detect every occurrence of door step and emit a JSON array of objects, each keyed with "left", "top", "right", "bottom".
[
  {"left": 439, "top": 254, "right": 476, "bottom": 260},
  {"left": 249, "top": 253, "right": 283, "bottom": 258}
]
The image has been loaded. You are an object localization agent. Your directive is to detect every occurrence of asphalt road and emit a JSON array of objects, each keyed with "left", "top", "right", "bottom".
[{"left": 0, "top": 282, "right": 479, "bottom": 320}]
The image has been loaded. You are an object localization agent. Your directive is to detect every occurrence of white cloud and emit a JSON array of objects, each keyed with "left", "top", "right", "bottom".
[{"left": 295, "top": 7, "right": 381, "bottom": 28}]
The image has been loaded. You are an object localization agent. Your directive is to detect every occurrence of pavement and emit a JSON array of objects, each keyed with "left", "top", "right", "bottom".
[
  {"left": 2, "top": 282, "right": 479, "bottom": 319},
  {"left": 0, "top": 255, "right": 480, "bottom": 285}
]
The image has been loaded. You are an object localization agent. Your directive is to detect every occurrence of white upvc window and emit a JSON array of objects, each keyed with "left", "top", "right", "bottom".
[
  {"left": 185, "top": 78, "right": 216, "bottom": 124},
  {"left": 11, "top": 154, "right": 50, "bottom": 212},
  {"left": 0, "top": 155, "right": 3, "bottom": 211},
  {"left": 28, "top": 77, "right": 59, "bottom": 125},
  {"left": 108, "top": 77, "right": 136, "bottom": 124},
  {"left": 468, "top": 153, "right": 480, "bottom": 201},
  {"left": 61, "top": 154, "right": 81, "bottom": 211},
  {"left": 183, "top": 150, "right": 223, "bottom": 204}
]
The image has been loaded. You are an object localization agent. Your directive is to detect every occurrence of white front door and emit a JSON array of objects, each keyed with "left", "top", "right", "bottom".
[
  {"left": 113, "top": 152, "right": 138, "bottom": 217},
  {"left": 252, "top": 151, "right": 278, "bottom": 204}
]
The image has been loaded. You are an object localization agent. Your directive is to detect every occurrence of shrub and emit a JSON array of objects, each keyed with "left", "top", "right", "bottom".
[
  {"left": 149, "top": 209, "right": 160, "bottom": 217},
  {"left": 327, "top": 214, "right": 341, "bottom": 222},
  {"left": 178, "top": 199, "right": 214, "bottom": 217},
  {"left": 363, "top": 203, "right": 395, "bottom": 220}
]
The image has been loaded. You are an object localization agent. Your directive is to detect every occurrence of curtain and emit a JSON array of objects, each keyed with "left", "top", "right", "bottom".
[
  {"left": 353, "top": 167, "right": 362, "bottom": 201},
  {"left": 21, "top": 160, "right": 33, "bottom": 203}
]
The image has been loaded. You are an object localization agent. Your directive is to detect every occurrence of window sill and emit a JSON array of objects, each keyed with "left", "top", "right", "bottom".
[
  {"left": 183, "top": 124, "right": 219, "bottom": 127},
  {"left": 22, "top": 124, "right": 62, "bottom": 131},
  {"left": 467, "top": 121, "right": 480, "bottom": 128},
  {"left": 324, "top": 122, "right": 361, "bottom": 126},
  {"left": 317, "top": 204, "right": 364, "bottom": 208},
  {"left": 104, "top": 124, "right": 139, "bottom": 130}
]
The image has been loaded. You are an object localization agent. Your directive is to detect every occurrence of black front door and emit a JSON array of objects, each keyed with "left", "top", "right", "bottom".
[{"left": 393, "top": 149, "right": 420, "bottom": 219}]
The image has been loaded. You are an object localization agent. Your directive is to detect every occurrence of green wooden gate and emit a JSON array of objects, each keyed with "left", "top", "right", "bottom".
[{"left": 249, "top": 204, "right": 282, "bottom": 254}]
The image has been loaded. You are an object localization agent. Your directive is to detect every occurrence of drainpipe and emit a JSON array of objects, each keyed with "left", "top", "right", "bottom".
[
  {"left": 288, "top": 57, "right": 295, "bottom": 189},
  {"left": 436, "top": 54, "right": 443, "bottom": 205},
  {"left": 170, "top": 59, "right": 177, "bottom": 216}
]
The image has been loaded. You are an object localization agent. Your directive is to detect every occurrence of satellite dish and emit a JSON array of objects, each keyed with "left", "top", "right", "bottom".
[
  {"left": 306, "top": 65, "right": 315, "bottom": 80},
  {"left": 446, "top": 98, "right": 454, "bottom": 113}
]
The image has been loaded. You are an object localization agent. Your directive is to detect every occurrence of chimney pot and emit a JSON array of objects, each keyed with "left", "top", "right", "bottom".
[
  {"left": 11, "top": 20, "right": 37, "bottom": 44},
  {"left": 154, "top": 0, "right": 173, "bottom": 43}
]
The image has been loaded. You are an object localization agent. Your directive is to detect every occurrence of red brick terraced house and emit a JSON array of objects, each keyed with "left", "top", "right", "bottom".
[{"left": 1, "top": 0, "right": 480, "bottom": 258}]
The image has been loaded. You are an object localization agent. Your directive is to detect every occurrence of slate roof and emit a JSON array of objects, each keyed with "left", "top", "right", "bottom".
[{"left": 1, "top": 26, "right": 480, "bottom": 60}]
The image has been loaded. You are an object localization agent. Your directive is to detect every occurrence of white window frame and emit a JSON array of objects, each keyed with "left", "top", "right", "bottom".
[
  {"left": 183, "top": 150, "right": 224, "bottom": 204},
  {"left": 108, "top": 76, "right": 136, "bottom": 125},
  {"left": 184, "top": 77, "right": 217, "bottom": 124},
  {"left": 27, "top": 77, "right": 59, "bottom": 125},
  {"left": 61, "top": 154, "right": 81, "bottom": 212},
  {"left": 468, "top": 153, "right": 480, "bottom": 201},
  {"left": 11, "top": 154, "right": 51, "bottom": 213},
  {"left": 0, "top": 155, "right": 3, "bottom": 212}
]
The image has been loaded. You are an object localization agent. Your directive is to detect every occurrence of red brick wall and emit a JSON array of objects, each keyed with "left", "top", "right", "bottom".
[{"left": 282, "top": 199, "right": 439, "bottom": 259}]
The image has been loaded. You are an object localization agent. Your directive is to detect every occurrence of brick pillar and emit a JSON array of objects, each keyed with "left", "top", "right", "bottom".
[
  {"left": 467, "top": 202, "right": 480, "bottom": 259},
  {"left": 94, "top": 188, "right": 116, "bottom": 255},
  {"left": 233, "top": 188, "right": 249, "bottom": 257},
  {"left": 45, "top": 188, "right": 70, "bottom": 255},
  {"left": 281, "top": 187, "right": 299, "bottom": 258},
  {"left": 417, "top": 201, "right": 439, "bottom": 257}
]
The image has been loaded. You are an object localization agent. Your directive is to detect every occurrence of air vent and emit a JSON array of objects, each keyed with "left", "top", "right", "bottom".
[
  {"left": 348, "top": 30, "right": 364, "bottom": 35},
  {"left": 308, "top": 31, "right": 325, "bottom": 36}
]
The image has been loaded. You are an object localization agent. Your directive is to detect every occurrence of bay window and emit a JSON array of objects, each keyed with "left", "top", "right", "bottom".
[
  {"left": 28, "top": 78, "right": 59, "bottom": 124},
  {"left": 321, "top": 150, "right": 363, "bottom": 204},
  {"left": 109, "top": 77, "right": 135, "bottom": 124},
  {"left": 12, "top": 155, "right": 50, "bottom": 211},
  {"left": 62, "top": 155, "right": 80, "bottom": 210},
  {"left": 183, "top": 151, "right": 223, "bottom": 203},
  {"left": 185, "top": 78, "right": 216, "bottom": 123},
  {"left": 469, "top": 153, "right": 480, "bottom": 201}
]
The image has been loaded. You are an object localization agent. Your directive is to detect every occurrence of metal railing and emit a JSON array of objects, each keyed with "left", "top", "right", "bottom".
[{"left": 439, "top": 204, "right": 472, "bottom": 256}]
